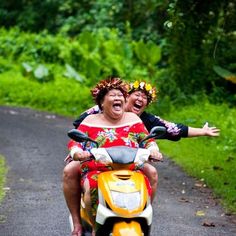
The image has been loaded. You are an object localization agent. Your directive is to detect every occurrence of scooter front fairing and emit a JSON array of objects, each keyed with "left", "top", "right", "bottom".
[{"left": 96, "top": 170, "right": 153, "bottom": 230}]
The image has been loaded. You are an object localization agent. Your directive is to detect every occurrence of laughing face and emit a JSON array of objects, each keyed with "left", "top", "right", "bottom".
[
  {"left": 102, "top": 89, "right": 126, "bottom": 120},
  {"left": 125, "top": 90, "right": 148, "bottom": 116}
]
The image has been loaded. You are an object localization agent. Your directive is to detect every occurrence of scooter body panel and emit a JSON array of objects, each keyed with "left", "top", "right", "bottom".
[
  {"left": 95, "top": 169, "right": 153, "bottom": 236},
  {"left": 97, "top": 170, "right": 149, "bottom": 216}
]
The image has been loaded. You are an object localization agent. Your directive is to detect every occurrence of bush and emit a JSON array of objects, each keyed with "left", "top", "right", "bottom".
[
  {"left": 0, "top": 27, "right": 163, "bottom": 87},
  {"left": 0, "top": 69, "right": 92, "bottom": 116}
]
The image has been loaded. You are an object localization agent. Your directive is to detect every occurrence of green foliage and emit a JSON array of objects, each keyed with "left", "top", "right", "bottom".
[
  {"left": 0, "top": 27, "right": 162, "bottom": 86},
  {"left": 0, "top": 57, "right": 12, "bottom": 73},
  {"left": 21, "top": 62, "right": 54, "bottom": 83},
  {"left": 0, "top": 28, "right": 64, "bottom": 63},
  {"left": 0, "top": 0, "right": 167, "bottom": 41},
  {"left": 158, "top": 102, "right": 236, "bottom": 213},
  {"left": 0, "top": 28, "right": 164, "bottom": 118},
  {"left": 0, "top": 1, "right": 235, "bottom": 106},
  {"left": 64, "top": 64, "right": 84, "bottom": 82},
  {"left": 0, "top": 0, "right": 60, "bottom": 33},
  {"left": 0, "top": 155, "right": 7, "bottom": 202},
  {"left": 165, "top": 0, "right": 236, "bottom": 105},
  {"left": 133, "top": 41, "right": 161, "bottom": 67},
  {"left": 0, "top": 69, "right": 92, "bottom": 116}
]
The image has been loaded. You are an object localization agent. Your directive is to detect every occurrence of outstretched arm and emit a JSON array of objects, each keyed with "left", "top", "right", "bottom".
[{"left": 188, "top": 122, "right": 220, "bottom": 137}]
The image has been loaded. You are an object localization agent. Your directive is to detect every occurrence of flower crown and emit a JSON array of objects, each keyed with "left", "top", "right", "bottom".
[
  {"left": 91, "top": 77, "right": 128, "bottom": 98},
  {"left": 91, "top": 77, "right": 128, "bottom": 109},
  {"left": 129, "top": 81, "right": 157, "bottom": 104}
]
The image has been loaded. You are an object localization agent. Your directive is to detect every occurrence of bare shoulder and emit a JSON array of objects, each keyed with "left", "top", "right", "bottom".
[
  {"left": 125, "top": 112, "right": 142, "bottom": 122},
  {"left": 82, "top": 113, "right": 100, "bottom": 124}
]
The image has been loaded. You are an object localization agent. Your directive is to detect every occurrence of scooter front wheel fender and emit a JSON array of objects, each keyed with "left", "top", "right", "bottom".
[{"left": 112, "top": 221, "right": 143, "bottom": 236}]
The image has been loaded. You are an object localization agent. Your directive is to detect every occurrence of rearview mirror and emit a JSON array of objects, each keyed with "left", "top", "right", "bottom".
[
  {"left": 67, "top": 129, "right": 99, "bottom": 147},
  {"left": 149, "top": 126, "right": 166, "bottom": 139},
  {"left": 139, "top": 126, "right": 166, "bottom": 147}
]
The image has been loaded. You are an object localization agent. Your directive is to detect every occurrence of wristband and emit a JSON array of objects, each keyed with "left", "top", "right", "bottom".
[
  {"left": 70, "top": 147, "right": 83, "bottom": 160},
  {"left": 147, "top": 142, "right": 159, "bottom": 152}
]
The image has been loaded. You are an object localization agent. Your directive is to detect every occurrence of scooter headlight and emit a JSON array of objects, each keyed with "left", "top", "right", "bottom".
[{"left": 111, "top": 191, "right": 141, "bottom": 210}]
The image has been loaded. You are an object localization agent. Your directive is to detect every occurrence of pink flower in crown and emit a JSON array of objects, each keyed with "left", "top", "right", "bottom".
[{"left": 91, "top": 88, "right": 100, "bottom": 97}]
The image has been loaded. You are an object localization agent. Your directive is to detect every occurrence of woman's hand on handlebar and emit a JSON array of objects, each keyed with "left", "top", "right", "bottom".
[
  {"left": 73, "top": 151, "right": 91, "bottom": 162},
  {"left": 149, "top": 150, "right": 163, "bottom": 162}
]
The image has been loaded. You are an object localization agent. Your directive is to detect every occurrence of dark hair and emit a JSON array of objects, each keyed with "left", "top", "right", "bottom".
[{"left": 91, "top": 76, "right": 128, "bottom": 110}]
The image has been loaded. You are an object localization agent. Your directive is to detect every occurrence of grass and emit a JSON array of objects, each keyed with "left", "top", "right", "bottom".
[
  {"left": 158, "top": 102, "right": 236, "bottom": 213},
  {"left": 0, "top": 67, "right": 236, "bottom": 213},
  {"left": 0, "top": 155, "right": 7, "bottom": 202},
  {"left": 0, "top": 65, "right": 93, "bottom": 117}
]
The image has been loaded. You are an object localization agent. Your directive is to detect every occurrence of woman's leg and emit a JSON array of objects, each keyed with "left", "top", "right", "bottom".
[
  {"left": 143, "top": 163, "right": 158, "bottom": 202},
  {"left": 82, "top": 171, "right": 100, "bottom": 235},
  {"left": 83, "top": 178, "right": 95, "bottom": 226},
  {"left": 63, "top": 161, "right": 82, "bottom": 235}
]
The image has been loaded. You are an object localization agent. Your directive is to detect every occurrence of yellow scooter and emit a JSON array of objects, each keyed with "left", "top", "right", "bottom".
[{"left": 68, "top": 126, "right": 166, "bottom": 236}]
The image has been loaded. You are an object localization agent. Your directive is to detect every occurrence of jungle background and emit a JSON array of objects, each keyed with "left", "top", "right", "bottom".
[{"left": 0, "top": 0, "right": 235, "bottom": 213}]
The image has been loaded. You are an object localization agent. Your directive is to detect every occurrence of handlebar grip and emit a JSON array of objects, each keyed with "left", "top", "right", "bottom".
[{"left": 149, "top": 157, "right": 163, "bottom": 162}]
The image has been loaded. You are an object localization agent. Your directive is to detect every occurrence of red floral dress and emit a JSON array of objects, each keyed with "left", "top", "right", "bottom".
[{"left": 68, "top": 121, "right": 154, "bottom": 217}]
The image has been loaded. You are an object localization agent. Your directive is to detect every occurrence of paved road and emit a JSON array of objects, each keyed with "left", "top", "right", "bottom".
[{"left": 0, "top": 106, "right": 235, "bottom": 236}]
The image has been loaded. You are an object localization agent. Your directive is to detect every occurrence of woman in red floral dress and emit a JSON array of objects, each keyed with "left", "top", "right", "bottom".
[{"left": 67, "top": 77, "right": 162, "bottom": 236}]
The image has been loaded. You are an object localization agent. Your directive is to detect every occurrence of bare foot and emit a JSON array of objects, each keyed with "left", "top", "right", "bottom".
[
  {"left": 71, "top": 225, "right": 82, "bottom": 236},
  {"left": 91, "top": 229, "right": 96, "bottom": 236}
]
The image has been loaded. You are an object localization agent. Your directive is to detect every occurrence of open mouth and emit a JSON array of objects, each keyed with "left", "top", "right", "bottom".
[
  {"left": 134, "top": 103, "right": 142, "bottom": 109},
  {"left": 113, "top": 102, "right": 122, "bottom": 111},
  {"left": 131, "top": 102, "right": 144, "bottom": 114}
]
